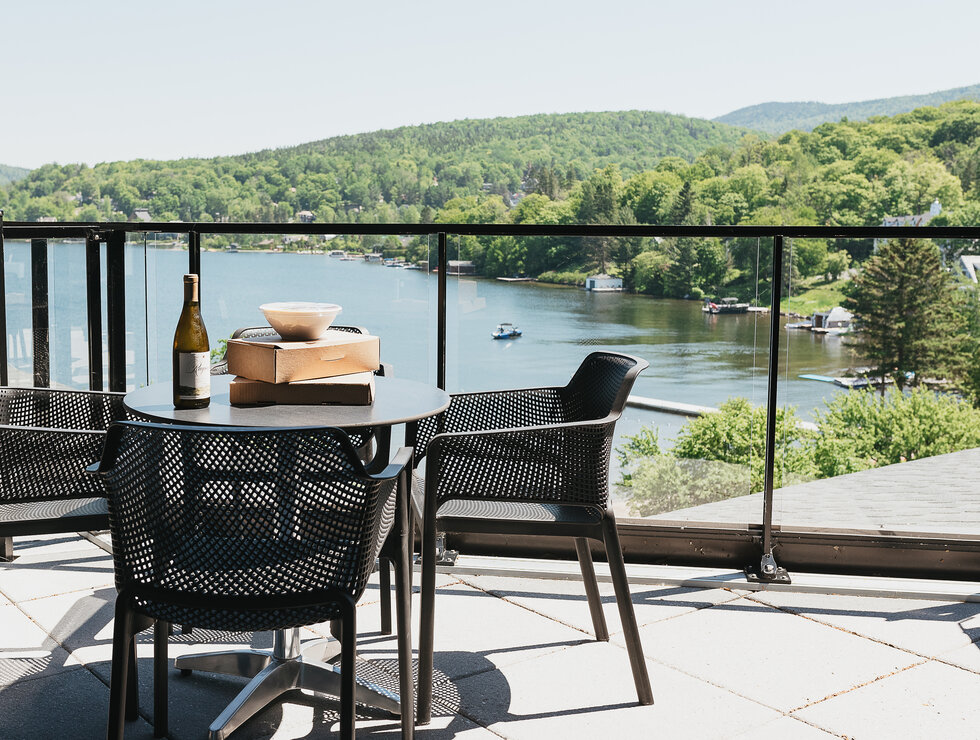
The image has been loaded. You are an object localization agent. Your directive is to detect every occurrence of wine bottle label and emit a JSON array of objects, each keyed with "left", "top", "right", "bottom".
[{"left": 177, "top": 352, "right": 210, "bottom": 399}]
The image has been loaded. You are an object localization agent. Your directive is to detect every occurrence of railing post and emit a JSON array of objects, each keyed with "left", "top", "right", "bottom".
[
  {"left": 437, "top": 231, "right": 447, "bottom": 391},
  {"left": 85, "top": 232, "right": 104, "bottom": 391},
  {"left": 0, "top": 210, "right": 7, "bottom": 386},
  {"left": 188, "top": 230, "right": 201, "bottom": 276},
  {"left": 31, "top": 238, "right": 49, "bottom": 388},
  {"left": 106, "top": 231, "right": 127, "bottom": 392},
  {"left": 747, "top": 234, "right": 791, "bottom": 583}
]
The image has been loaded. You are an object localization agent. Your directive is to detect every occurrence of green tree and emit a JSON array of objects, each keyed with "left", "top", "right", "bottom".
[
  {"left": 843, "top": 238, "right": 970, "bottom": 391},
  {"left": 812, "top": 387, "right": 980, "bottom": 477}
]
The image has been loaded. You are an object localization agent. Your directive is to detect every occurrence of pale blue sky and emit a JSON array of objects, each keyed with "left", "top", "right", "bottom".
[{"left": 3, "top": 0, "right": 978, "bottom": 169}]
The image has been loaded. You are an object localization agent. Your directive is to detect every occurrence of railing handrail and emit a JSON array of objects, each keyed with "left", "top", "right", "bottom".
[{"left": 3, "top": 220, "right": 980, "bottom": 241}]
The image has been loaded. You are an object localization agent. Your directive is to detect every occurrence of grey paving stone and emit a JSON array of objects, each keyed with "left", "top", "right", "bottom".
[
  {"left": 619, "top": 596, "right": 922, "bottom": 712},
  {"left": 726, "top": 715, "right": 837, "bottom": 738},
  {"left": 0, "top": 603, "right": 79, "bottom": 687},
  {"left": 748, "top": 590, "right": 980, "bottom": 658},
  {"left": 0, "top": 664, "right": 156, "bottom": 739},
  {"left": 0, "top": 545, "right": 114, "bottom": 603},
  {"left": 794, "top": 660, "right": 980, "bottom": 738},
  {"left": 459, "top": 573, "right": 742, "bottom": 637},
  {"left": 933, "top": 640, "right": 980, "bottom": 673},
  {"left": 2, "top": 532, "right": 106, "bottom": 562},
  {"left": 452, "top": 639, "right": 779, "bottom": 740},
  {"left": 356, "top": 580, "right": 589, "bottom": 682}
]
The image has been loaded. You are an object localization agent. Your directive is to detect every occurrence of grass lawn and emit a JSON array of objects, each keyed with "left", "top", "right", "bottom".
[{"left": 780, "top": 278, "right": 847, "bottom": 316}]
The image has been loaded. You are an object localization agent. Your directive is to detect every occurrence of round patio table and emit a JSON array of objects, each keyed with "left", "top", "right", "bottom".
[
  {"left": 124, "top": 373, "right": 448, "bottom": 739},
  {"left": 125, "top": 374, "right": 448, "bottom": 431}
]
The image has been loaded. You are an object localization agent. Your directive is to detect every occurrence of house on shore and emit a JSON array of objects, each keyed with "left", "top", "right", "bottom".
[
  {"left": 957, "top": 255, "right": 980, "bottom": 283},
  {"left": 447, "top": 260, "right": 476, "bottom": 275},
  {"left": 812, "top": 306, "right": 853, "bottom": 333},
  {"left": 875, "top": 199, "right": 942, "bottom": 251},
  {"left": 585, "top": 274, "right": 623, "bottom": 292}
]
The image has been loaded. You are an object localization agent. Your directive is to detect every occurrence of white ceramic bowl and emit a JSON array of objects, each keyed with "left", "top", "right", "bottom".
[{"left": 259, "top": 302, "right": 342, "bottom": 340}]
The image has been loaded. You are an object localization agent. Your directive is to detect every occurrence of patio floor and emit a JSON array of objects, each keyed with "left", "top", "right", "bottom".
[{"left": 3, "top": 532, "right": 980, "bottom": 739}]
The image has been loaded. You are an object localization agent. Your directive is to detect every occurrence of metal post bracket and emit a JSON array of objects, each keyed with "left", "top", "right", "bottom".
[{"left": 744, "top": 552, "right": 791, "bottom": 584}]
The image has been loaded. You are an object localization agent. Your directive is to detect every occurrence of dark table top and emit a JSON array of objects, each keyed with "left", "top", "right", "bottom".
[{"left": 124, "top": 375, "right": 449, "bottom": 429}]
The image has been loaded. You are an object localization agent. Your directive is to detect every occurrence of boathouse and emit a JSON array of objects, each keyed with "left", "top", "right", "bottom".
[
  {"left": 447, "top": 260, "right": 476, "bottom": 275},
  {"left": 812, "top": 306, "right": 853, "bottom": 330},
  {"left": 585, "top": 274, "right": 623, "bottom": 292}
]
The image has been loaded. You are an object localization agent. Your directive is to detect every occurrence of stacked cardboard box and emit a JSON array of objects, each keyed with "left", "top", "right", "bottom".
[{"left": 226, "top": 330, "right": 380, "bottom": 405}]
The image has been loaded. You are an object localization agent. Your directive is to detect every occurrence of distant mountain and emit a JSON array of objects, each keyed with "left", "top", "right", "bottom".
[
  {"left": 0, "top": 111, "right": 753, "bottom": 223},
  {"left": 0, "top": 164, "right": 30, "bottom": 187},
  {"left": 714, "top": 84, "right": 980, "bottom": 134}
]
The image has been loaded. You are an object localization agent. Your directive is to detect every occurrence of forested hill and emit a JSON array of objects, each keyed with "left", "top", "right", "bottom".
[
  {"left": 0, "top": 164, "right": 30, "bottom": 187},
  {"left": 0, "top": 111, "right": 752, "bottom": 223},
  {"left": 715, "top": 83, "right": 980, "bottom": 134}
]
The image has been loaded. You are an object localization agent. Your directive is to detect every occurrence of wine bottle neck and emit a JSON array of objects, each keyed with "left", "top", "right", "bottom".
[{"left": 184, "top": 280, "right": 199, "bottom": 304}]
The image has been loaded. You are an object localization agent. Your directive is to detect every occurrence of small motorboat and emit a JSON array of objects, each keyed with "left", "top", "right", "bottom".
[{"left": 492, "top": 322, "right": 522, "bottom": 340}]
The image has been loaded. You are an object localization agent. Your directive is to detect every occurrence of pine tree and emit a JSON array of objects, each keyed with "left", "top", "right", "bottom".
[{"left": 844, "top": 238, "right": 970, "bottom": 392}]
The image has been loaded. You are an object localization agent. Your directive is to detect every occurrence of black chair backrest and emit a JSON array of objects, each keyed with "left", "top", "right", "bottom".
[
  {"left": 0, "top": 387, "right": 126, "bottom": 430},
  {"left": 560, "top": 352, "right": 648, "bottom": 422},
  {"left": 100, "top": 422, "right": 396, "bottom": 612}
]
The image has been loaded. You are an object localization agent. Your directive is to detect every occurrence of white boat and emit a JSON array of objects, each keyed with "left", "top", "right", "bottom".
[
  {"left": 327, "top": 250, "right": 345, "bottom": 257},
  {"left": 491, "top": 322, "right": 522, "bottom": 340}
]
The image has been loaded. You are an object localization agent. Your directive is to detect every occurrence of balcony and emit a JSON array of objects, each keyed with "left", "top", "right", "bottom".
[
  {"left": 3, "top": 531, "right": 980, "bottom": 738},
  {"left": 2, "top": 218, "right": 980, "bottom": 737}
]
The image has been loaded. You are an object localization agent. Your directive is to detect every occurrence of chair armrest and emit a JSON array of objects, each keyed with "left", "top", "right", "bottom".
[
  {"left": 424, "top": 419, "right": 614, "bottom": 508},
  {"left": 415, "top": 386, "right": 566, "bottom": 458},
  {"left": 369, "top": 446, "right": 413, "bottom": 482}
]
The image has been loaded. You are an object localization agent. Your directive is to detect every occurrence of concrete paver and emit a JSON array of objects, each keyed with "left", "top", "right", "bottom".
[
  {"left": 748, "top": 590, "right": 980, "bottom": 659},
  {"left": 621, "top": 595, "right": 923, "bottom": 712},
  {"left": 453, "top": 640, "right": 780, "bottom": 740},
  {"left": 794, "top": 660, "right": 980, "bottom": 738},
  {"left": 459, "top": 573, "right": 742, "bottom": 637}
]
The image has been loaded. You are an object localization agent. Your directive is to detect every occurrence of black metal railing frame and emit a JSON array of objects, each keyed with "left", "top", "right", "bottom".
[{"left": 3, "top": 214, "right": 980, "bottom": 581}]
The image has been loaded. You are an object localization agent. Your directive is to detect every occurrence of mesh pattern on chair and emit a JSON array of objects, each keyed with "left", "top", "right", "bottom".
[
  {"left": 0, "top": 388, "right": 129, "bottom": 504},
  {"left": 0, "top": 387, "right": 128, "bottom": 429},
  {"left": 103, "top": 424, "right": 397, "bottom": 632},
  {"left": 416, "top": 352, "right": 642, "bottom": 510}
]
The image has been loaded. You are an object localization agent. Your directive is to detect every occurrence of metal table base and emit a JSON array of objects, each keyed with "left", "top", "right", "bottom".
[{"left": 175, "top": 627, "right": 401, "bottom": 740}]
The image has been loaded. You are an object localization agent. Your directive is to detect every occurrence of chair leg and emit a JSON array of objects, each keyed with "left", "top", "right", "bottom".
[
  {"left": 339, "top": 598, "right": 357, "bottom": 740},
  {"left": 417, "top": 504, "right": 438, "bottom": 725},
  {"left": 108, "top": 599, "right": 136, "bottom": 740},
  {"left": 574, "top": 537, "right": 609, "bottom": 641},
  {"left": 1, "top": 536, "right": 13, "bottom": 562},
  {"left": 600, "top": 514, "right": 654, "bottom": 706},
  {"left": 126, "top": 631, "right": 139, "bottom": 722},
  {"left": 153, "top": 621, "right": 169, "bottom": 738},
  {"left": 395, "top": 467, "right": 415, "bottom": 740},
  {"left": 379, "top": 557, "right": 393, "bottom": 635}
]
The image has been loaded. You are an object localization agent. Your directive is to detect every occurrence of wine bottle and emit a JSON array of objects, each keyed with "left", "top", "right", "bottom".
[{"left": 172, "top": 273, "right": 211, "bottom": 409}]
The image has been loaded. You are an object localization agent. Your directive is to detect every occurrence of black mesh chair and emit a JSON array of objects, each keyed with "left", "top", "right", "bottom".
[
  {"left": 212, "top": 324, "right": 401, "bottom": 634},
  {"left": 413, "top": 352, "right": 654, "bottom": 722},
  {"left": 95, "top": 421, "right": 415, "bottom": 740},
  {"left": 0, "top": 386, "right": 129, "bottom": 560}
]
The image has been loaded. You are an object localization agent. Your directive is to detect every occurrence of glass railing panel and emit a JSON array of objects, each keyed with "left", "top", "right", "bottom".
[
  {"left": 2, "top": 239, "right": 33, "bottom": 386},
  {"left": 45, "top": 239, "right": 92, "bottom": 389},
  {"left": 773, "top": 236, "right": 980, "bottom": 537},
  {"left": 442, "top": 234, "right": 770, "bottom": 524},
  {"left": 183, "top": 231, "right": 436, "bottom": 385}
]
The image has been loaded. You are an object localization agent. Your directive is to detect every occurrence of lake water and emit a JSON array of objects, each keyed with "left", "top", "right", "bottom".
[{"left": 3, "top": 241, "right": 858, "bottom": 455}]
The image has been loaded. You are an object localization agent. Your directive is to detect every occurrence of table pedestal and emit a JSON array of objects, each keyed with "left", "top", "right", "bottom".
[{"left": 175, "top": 628, "right": 401, "bottom": 740}]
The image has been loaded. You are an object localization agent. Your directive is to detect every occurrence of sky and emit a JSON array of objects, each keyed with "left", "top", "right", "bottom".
[{"left": 3, "top": 0, "right": 979, "bottom": 170}]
